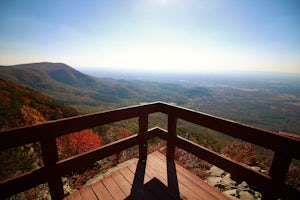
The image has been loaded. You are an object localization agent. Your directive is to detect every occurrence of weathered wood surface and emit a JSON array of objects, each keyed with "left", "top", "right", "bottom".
[{"left": 65, "top": 151, "right": 230, "bottom": 200}]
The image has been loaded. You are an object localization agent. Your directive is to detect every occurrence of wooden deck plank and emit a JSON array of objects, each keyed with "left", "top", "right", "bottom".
[
  {"left": 70, "top": 189, "right": 82, "bottom": 200},
  {"left": 79, "top": 186, "right": 97, "bottom": 200},
  {"left": 154, "top": 151, "right": 229, "bottom": 200},
  {"left": 142, "top": 156, "right": 189, "bottom": 199},
  {"left": 64, "top": 194, "right": 75, "bottom": 200},
  {"left": 91, "top": 181, "right": 113, "bottom": 200},
  {"left": 144, "top": 159, "right": 168, "bottom": 185},
  {"left": 65, "top": 151, "right": 229, "bottom": 200},
  {"left": 143, "top": 178, "right": 176, "bottom": 200},
  {"left": 119, "top": 166, "right": 135, "bottom": 183},
  {"left": 125, "top": 162, "right": 173, "bottom": 200},
  {"left": 127, "top": 161, "right": 152, "bottom": 183},
  {"left": 148, "top": 152, "right": 214, "bottom": 200},
  {"left": 147, "top": 161, "right": 197, "bottom": 200},
  {"left": 111, "top": 171, "right": 132, "bottom": 197},
  {"left": 101, "top": 176, "right": 126, "bottom": 200},
  {"left": 124, "top": 164, "right": 159, "bottom": 199}
]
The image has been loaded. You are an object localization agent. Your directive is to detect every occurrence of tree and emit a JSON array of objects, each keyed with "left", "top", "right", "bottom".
[
  {"left": 57, "top": 129, "right": 102, "bottom": 159},
  {"left": 119, "top": 128, "right": 133, "bottom": 139},
  {"left": 221, "top": 141, "right": 257, "bottom": 166}
]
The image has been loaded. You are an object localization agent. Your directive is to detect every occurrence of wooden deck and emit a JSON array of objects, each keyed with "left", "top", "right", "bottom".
[{"left": 65, "top": 151, "right": 229, "bottom": 200}]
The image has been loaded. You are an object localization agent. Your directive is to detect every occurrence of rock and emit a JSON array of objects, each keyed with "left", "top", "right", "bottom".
[
  {"left": 223, "top": 189, "right": 237, "bottom": 196},
  {"left": 250, "top": 166, "right": 260, "bottom": 171},
  {"left": 209, "top": 166, "right": 225, "bottom": 177},
  {"left": 32, "top": 161, "right": 39, "bottom": 169},
  {"left": 206, "top": 166, "right": 262, "bottom": 200},
  {"left": 64, "top": 182, "right": 74, "bottom": 195},
  {"left": 239, "top": 191, "right": 255, "bottom": 200},
  {"left": 237, "top": 181, "right": 249, "bottom": 190},
  {"left": 28, "top": 147, "right": 34, "bottom": 156},
  {"left": 251, "top": 166, "right": 267, "bottom": 174},
  {"left": 215, "top": 183, "right": 226, "bottom": 190},
  {"left": 222, "top": 173, "right": 237, "bottom": 189},
  {"left": 228, "top": 196, "right": 240, "bottom": 200},
  {"left": 254, "top": 191, "right": 262, "bottom": 199},
  {"left": 207, "top": 176, "right": 222, "bottom": 186},
  {"left": 223, "top": 190, "right": 240, "bottom": 200}
]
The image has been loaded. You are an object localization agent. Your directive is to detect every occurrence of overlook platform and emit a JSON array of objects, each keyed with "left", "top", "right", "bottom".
[
  {"left": 65, "top": 151, "right": 229, "bottom": 200},
  {"left": 1, "top": 102, "right": 300, "bottom": 199}
]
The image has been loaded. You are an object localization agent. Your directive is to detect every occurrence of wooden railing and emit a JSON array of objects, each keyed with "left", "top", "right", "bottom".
[{"left": 0, "top": 102, "right": 299, "bottom": 199}]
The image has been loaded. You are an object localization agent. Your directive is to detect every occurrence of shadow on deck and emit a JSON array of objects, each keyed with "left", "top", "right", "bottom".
[{"left": 65, "top": 151, "right": 228, "bottom": 200}]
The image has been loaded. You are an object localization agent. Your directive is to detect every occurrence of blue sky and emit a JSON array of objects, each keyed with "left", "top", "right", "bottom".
[{"left": 0, "top": 0, "right": 299, "bottom": 73}]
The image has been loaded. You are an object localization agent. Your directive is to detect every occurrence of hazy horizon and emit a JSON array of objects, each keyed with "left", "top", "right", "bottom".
[{"left": 1, "top": 0, "right": 300, "bottom": 74}]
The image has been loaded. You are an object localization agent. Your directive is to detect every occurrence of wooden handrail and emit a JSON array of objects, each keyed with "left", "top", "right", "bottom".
[
  {"left": 0, "top": 102, "right": 299, "bottom": 199},
  {"left": 0, "top": 102, "right": 159, "bottom": 151},
  {"left": 159, "top": 102, "right": 300, "bottom": 159}
]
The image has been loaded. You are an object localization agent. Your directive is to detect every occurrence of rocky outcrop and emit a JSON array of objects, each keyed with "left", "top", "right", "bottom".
[{"left": 206, "top": 166, "right": 262, "bottom": 200}]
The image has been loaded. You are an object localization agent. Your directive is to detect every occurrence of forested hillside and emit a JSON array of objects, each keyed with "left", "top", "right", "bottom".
[
  {"left": 0, "top": 79, "right": 78, "bottom": 130},
  {"left": 0, "top": 79, "right": 79, "bottom": 180},
  {"left": 0, "top": 79, "right": 145, "bottom": 198}
]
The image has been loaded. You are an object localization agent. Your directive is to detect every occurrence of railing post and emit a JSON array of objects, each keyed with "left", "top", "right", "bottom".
[
  {"left": 167, "top": 114, "right": 177, "bottom": 160},
  {"left": 262, "top": 152, "right": 292, "bottom": 199},
  {"left": 139, "top": 114, "right": 148, "bottom": 160},
  {"left": 41, "top": 137, "right": 64, "bottom": 200}
]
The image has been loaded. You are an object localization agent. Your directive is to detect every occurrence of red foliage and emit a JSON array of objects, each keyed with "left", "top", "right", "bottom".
[
  {"left": 160, "top": 147, "right": 212, "bottom": 179},
  {"left": 286, "top": 164, "right": 300, "bottom": 191},
  {"left": 119, "top": 128, "right": 133, "bottom": 139},
  {"left": 221, "top": 141, "right": 257, "bottom": 166},
  {"left": 57, "top": 129, "right": 102, "bottom": 159}
]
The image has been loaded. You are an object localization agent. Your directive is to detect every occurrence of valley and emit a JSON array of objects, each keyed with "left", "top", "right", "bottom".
[
  {"left": 1, "top": 62, "right": 300, "bottom": 135},
  {"left": 81, "top": 67, "right": 300, "bottom": 135}
]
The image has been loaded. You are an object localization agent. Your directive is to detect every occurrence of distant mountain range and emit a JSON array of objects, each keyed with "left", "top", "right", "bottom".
[{"left": 0, "top": 62, "right": 210, "bottom": 110}]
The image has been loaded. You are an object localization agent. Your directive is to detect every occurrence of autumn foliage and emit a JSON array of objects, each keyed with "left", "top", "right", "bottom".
[
  {"left": 57, "top": 129, "right": 102, "bottom": 159},
  {"left": 221, "top": 141, "right": 258, "bottom": 166}
]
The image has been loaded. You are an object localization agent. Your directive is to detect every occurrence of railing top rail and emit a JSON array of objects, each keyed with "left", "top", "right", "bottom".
[
  {"left": 0, "top": 102, "right": 159, "bottom": 150},
  {"left": 158, "top": 102, "right": 300, "bottom": 159}
]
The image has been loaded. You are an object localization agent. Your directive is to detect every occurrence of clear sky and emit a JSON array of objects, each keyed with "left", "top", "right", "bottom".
[{"left": 0, "top": 0, "right": 300, "bottom": 73}]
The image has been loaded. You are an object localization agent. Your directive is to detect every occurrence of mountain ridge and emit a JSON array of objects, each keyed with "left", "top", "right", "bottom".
[
  {"left": 0, "top": 62, "right": 135, "bottom": 106},
  {"left": 0, "top": 62, "right": 210, "bottom": 111}
]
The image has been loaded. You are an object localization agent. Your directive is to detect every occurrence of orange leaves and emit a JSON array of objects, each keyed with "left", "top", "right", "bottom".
[
  {"left": 57, "top": 129, "right": 102, "bottom": 159},
  {"left": 119, "top": 128, "right": 133, "bottom": 139},
  {"left": 221, "top": 141, "right": 257, "bottom": 166}
]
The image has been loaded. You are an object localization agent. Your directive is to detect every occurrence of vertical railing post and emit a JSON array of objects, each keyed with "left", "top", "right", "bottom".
[
  {"left": 139, "top": 114, "right": 148, "bottom": 160},
  {"left": 167, "top": 114, "right": 177, "bottom": 160},
  {"left": 41, "top": 137, "right": 64, "bottom": 200},
  {"left": 262, "top": 152, "right": 292, "bottom": 199}
]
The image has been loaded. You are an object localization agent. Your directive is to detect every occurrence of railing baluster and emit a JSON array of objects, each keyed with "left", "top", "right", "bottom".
[
  {"left": 139, "top": 114, "right": 148, "bottom": 160},
  {"left": 41, "top": 137, "right": 64, "bottom": 199},
  {"left": 167, "top": 114, "right": 177, "bottom": 160},
  {"left": 262, "top": 152, "right": 292, "bottom": 199}
]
